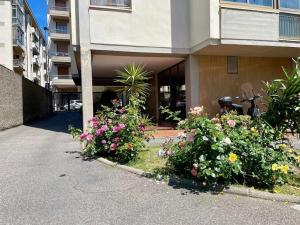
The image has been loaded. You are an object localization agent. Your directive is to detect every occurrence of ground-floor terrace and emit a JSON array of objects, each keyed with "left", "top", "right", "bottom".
[{"left": 73, "top": 49, "right": 295, "bottom": 129}]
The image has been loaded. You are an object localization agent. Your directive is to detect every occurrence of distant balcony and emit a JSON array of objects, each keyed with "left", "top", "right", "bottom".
[
  {"left": 51, "top": 75, "right": 75, "bottom": 87},
  {"left": 12, "top": 0, "right": 24, "bottom": 9},
  {"left": 280, "top": 13, "right": 300, "bottom": 40},
  {"left": 13, "top": 59, "right": 25, "bottom": 71},
  {"left": 32, "top": 57, "right": 40, "bottom": 67},
  {"left": 48, "top": 5, "right": 70, "bottom": 19},
  {"left": 12, "top": 17, "right": 24, "bottom": 29},
  {"left": 13, "top": 38, "right": 25, "bottom": 52},
  {"left": 49, "top": 28, "right": 70, "bottom": 41},
  {"left": 32, "top": 42, "right": 40, "bottom": 54},
  {"left": 51, "top": 52, "right": 71, "bottom": 64}
]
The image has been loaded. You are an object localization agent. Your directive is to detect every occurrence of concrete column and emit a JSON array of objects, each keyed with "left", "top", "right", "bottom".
[
  {"left": 81, "top": 48, "right": 93, "bottom": 130},
  {"left": 185, "top": 55, "right": 200, "bottom": 114}
]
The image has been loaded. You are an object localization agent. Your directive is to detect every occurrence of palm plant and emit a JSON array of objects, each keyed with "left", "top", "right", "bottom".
[
  {"left": 263, "top": 62, "right": 300, "bottom": 134},
  {"left": 115, "top": 64, "right": 151, "bottom": 99}
]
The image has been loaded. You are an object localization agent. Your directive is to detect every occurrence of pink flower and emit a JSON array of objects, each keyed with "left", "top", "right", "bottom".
[
  {"left": 118, "top": 108, "right": 125, "bottom": 114},
  {"left": 227, "top": 120, "right": 236, "bottom": 127},
  {"left": 101, "top": 125, "right": 109, "bottom": 132},
  {"left": 191, "top": 168, "right": 198, "bottom": 177},
  {"left": 139, "top": 125, "right": 146, "bottom": 132},
  {"left": 107, "top": 119, "right": 113, "bottom": 124},
  {"left": 114, "top": 137, "right": 120, "bottom": 143},
  {"left": 187, "top": 133, "right": 195, "bottom": 143},
  {"left": 110, "top": 143, "right": 117, "bottom": 151},
  {"left": 86, "top": 134, "right": 94, "bottom": 142},
  {"left": 101, "top": 140, "right": 107, "bottom": 144},
  {"left": 89, "top": 117, "right": 100, "bottom": 128},
  {"left": 112, "top": 126, "right": 121, "bottom": 133},
  {"left": 118, "top": 123, "right": 126, "bottom": 129},
  {"left": 80, "top": 131, "right": 88, "bottom": 140},
  {"left": 96, "top": 128, "right": 103, "bottom": 136}
]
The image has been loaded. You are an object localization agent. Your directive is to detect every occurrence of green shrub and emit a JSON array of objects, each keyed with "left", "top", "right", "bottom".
[
  {"left": 263, "top": 63, "right": 300, "bottom": 134},
  {"left": 79, "top": 100, "right": 151, "bottom": 163},
  {"left": 168, "top": 108, "right": 298, "bottom": 188}
]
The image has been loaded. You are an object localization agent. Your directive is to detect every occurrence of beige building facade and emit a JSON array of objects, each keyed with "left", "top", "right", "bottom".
[
  {"left": 48, "top": 0, "right": 300, "bottom": 128},
  {"left": 0, "top": 0, "right": 47, "bottom": 87}
]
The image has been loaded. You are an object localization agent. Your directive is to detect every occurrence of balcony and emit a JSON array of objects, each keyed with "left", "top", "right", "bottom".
[
  {"left": 12, "top": 17, "right": 24, "bottom": 30},
  {"left": 48, "top": 5, "right": 70, "bottom": 19},
  {"left": 32, "top": 42, "right": 40, "bottom": 54},
  {"left": 32, "top": 57, "right": 40, "bottom": 67},
  {"left": 280, "top": 13, "right": 300, "bottom": 40},
  {"left": 12, "top": 0, "right": 24, "bottom": 10},
  {"left": 51, "top": 52, "right": 71, "bottom": 64},
  {"left": 49, "top": 28, "right": 70, "bottom": 41},
  {"left": 51, "top": 75, "right": 75, "bottom": 87},
  {"left": 13, "top": 59, "right": 25, "bottom": 71},
  {"left": 13, "top": 38, "right": 25, "bottom": 53}
]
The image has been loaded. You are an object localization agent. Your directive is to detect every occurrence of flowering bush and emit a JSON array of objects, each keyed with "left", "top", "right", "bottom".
[
  {"left": 79, "top": 100, "right": 151, "bottom": 163},
  {"left": 168, "top": 108, "right": 299, "bottom": 188}
]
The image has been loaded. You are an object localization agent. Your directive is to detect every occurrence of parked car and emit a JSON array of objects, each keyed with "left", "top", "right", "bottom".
[{"left": 64, "top": 100, "right": 83, "bottom": 111}]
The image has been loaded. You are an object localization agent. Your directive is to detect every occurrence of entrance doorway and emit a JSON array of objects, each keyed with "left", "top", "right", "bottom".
[{"left": 158, "top": 61, "right": 186, "bottom": 122}]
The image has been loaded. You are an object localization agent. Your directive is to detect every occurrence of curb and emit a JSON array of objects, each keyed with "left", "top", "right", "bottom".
[{"left": 96, "top": 157, "right": 300, "bottom": 204}]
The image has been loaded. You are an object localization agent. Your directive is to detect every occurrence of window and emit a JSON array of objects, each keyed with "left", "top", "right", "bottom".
[
  {"left": 90, "top": 0, "right": 131, "bottom": 8},
  {"left": 12, "top": 5, "right": 24, "bottom": 26},
  {"left": 227, "top": 56, "right": 238, "bottom": 74},
  {"left": 56, "top": 22, "right": 68, "bottom": 33},
  {"left": 57, "top": 66, "right": 69, "bottom": 75},
  {"left": 280, "top": 0, "right": 300, "bottom": 10},
  {"left": 279, "top": 13, "right": 300, "bottom": 39},
  {"left": 223, "top": 0, "right": 273, "bottom": 7}
]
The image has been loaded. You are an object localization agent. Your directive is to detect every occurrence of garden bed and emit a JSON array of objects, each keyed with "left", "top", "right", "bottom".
[{"left": 127, "top": 146, "right": 300, "bottom": 197}]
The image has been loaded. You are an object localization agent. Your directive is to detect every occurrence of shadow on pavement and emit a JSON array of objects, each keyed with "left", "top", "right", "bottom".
[{"left": 25, "top": 111, "right": 83, "bottom": 133}]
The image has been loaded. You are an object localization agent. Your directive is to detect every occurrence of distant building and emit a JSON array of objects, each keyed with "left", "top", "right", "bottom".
[{"left": 0, "top": 0, "right": 47, "bottom": 87}]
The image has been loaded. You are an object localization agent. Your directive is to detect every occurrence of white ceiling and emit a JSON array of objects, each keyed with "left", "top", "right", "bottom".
[{"left": 92, "top": 55, "right": 184, "bottom": 78}]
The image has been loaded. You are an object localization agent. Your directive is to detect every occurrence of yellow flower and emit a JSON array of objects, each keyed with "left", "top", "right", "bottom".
[
  {"left": 279, "top": 144, "right": 287, "bottom": 150},
  {"left": 288, "top": 148, "right": 294, "bottom": 153},
  {"left": 228, "top": 153, "right": 238, "bottom": 163},
  {"left": 250, "top": 127, "right": 256, "bottom": 133},
  {"left": 272, "top": 163, "right": 279, "bottom": 171},
  {"left": 280, "top": 165, "right": 289, "bottom": 174},
  {"left": 296, "top": 155, "right": 300, "bottom": 163}
]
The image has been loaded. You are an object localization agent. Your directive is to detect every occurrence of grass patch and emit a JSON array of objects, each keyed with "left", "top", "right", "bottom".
[{"left": 127, "top": 147, "right": 167, "bottom": 173}]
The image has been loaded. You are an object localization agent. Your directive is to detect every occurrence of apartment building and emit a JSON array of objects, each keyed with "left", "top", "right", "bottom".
[
  {"left": 47, "top": 0, "right": 77, "bottom": 94},
  {"left": 50, "top": 0, "right": 300, "bottom": 128},
  {"left": 0, "top": 0, "right": 47, "bottom": 87}
]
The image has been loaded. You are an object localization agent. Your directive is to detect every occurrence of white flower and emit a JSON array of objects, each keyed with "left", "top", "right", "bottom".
[
  {"left": 177, "top": 132, "right": 186, "bottom": 138},
  {"left": 202, "top": 136, "right": 209, "bottom": 141},
  {"left": 222, "top": 137, "right": 232, "bottom": 146},
  {"left": 157, "top": 149, "right": 165, "bottom": 157}
]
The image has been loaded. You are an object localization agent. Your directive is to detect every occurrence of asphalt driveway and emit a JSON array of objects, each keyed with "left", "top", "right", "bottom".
[{"left": 0, "top": 112, "right": 299, "bottom": 225}]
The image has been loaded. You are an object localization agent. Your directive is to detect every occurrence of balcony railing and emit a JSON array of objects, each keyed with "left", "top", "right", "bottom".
[
  {"left": 52, "top": 75, "right": 73, "bottom": 80},
  {"left": 54, "top": 52, "right": 69, "bottom": 57},
  {"left": 90, "top": 0, "right": 131, "bottom": 8},
  {"left": 13, "top": 59, "right": 24, "bottom": 67},
  {"left": 49, "top": 5, "right": 69, "bottom": 11},
  {"left": 280, "top": 13, "right": 300, "bottom": 39},
  {"left": 13, "top": 38, "right": 24, "bottom": 47},
  {"left": 12, "top": 17, "right": 24, "bottom": 27},
  {"left": 51, "top": 28, "right": 68, "bottom": 34}
]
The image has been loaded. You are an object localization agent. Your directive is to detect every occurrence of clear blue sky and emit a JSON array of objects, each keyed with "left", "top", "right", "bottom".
[{"left": 27, "top": 0, "right": 47, "bottom": 35}]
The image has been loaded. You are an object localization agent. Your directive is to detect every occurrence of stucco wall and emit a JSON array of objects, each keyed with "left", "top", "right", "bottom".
[
  {"left": 88, "top": 0, "right": 190, "bottom": 51},
  {"left": 197, "top": 56, "right": 292, "bottom": 116},
  {"left": 0, "top": 65, "right": 53, "bottom": 130}
]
